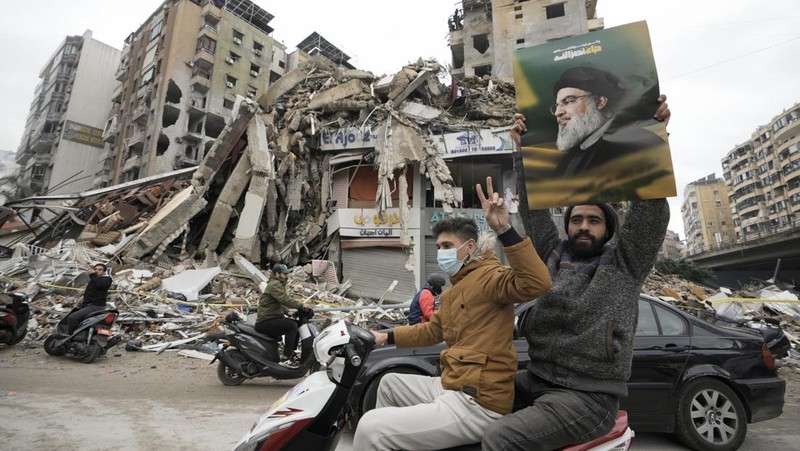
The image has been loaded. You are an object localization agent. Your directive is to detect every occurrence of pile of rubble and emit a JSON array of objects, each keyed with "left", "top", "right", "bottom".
[{"left": 643, "top": 270, "right": 800, "bottom": 362}]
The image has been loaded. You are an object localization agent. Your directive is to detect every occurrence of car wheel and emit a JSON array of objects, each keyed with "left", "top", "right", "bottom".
[
  {"left": 43, "top": 335, "right": 67, "bottom": 356},
  {"left": 359, "top": 367, "right": 425, "bottom": 420},
  {"left": 217, "top": 350, "right": 248, "bottom": 386},
  {"left": 675, "top": 378, "right": 747, "bottom": 451}
]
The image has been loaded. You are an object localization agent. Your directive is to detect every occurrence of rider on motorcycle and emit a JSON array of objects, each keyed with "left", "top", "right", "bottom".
[
  {"left": 255, "top": 263, "right": 312, "bottom": 368},
  {"left": 67, "top": 263, "right": 112, "bottom": 334}
]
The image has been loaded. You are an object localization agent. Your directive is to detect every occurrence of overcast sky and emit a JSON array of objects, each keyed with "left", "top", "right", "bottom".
[{"left": 2, "top": 1, "right": 799, "bottom": 239}]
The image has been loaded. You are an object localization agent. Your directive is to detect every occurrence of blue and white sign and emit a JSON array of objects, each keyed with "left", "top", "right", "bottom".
[
  {"left": 320, "top": 127, "right": 379, "bottom": 151},
  {"left": 433, "top": 128, "right": 515, "bottom": 158}
]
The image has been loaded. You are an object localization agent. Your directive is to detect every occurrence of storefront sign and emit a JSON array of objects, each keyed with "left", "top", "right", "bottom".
[
  {"left": 330, "top": 208, "right": 420, "bottom": 237},
  {"left": 62, "top": 120, "right": 105, "bottom": 149},
  {"left": 320, "top": 126, "right": 379, "bottom": 151},
  {"left": 423, "top": 208, "right": 493, "bottom": 235},
  {"left": 433, "top": 128, "right": 514, "bottom": 158}
]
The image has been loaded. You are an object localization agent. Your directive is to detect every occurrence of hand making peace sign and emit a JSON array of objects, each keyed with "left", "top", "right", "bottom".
[{"left": 475, "top": 176, "right": 510, "bottom": 234}]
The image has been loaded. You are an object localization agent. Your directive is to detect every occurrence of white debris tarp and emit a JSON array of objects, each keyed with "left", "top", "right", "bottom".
[{"left": 161, "top": 267, "right": 222, "bottom": 301}]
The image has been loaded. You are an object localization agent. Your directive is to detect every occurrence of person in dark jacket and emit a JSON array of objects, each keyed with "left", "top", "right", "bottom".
[
  {"left": 67, "top": 263, "right": 112, "bottom": 333},
  {"left": 407, "top": 273, "right": 447, "bottom": 325},
  {"left": 254, "top": 263, "right": 310, "bottom": 367},
  {"left": 481, "top": 100, "right": 671, "bottom": 451}
]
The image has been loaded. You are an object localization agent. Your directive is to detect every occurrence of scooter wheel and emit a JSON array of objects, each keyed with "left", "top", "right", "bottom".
[
  {"left": 80, "top": 343, "right": 102, "bottom": 364},
  {"left": 43, "top": 335, "right": 67, "bottom": 356},
  {"left": 8, "top": 327, "right": 27, "bottom": 346},
  {"left": 217, "top": 350, "right": 248, "bottom": 386}
]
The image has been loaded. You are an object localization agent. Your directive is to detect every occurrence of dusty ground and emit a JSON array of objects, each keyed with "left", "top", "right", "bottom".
[{"left": 2, "top": 341, "right": 800, "bottom": 450}]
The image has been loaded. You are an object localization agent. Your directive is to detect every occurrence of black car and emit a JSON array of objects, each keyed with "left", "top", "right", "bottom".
[{"left": 350, "top": 294, "right": 785, "bottom": 451}]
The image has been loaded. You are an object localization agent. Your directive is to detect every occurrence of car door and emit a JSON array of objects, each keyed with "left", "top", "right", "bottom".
[{"left": 624, "top": 297, "right": 691, "bottom": 417}]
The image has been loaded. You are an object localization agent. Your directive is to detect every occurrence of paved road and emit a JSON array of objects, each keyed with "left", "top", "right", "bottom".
[{"left": 2, "top": 345, "right": 798, "bottom": 450}]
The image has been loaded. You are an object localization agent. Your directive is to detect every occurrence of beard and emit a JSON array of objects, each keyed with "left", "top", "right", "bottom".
[
  {"left": 556, "top": 101, "right": 609, "bottom": 151},
  {"left": 567, "top": 232, "right": 605, "bottom": 259}
]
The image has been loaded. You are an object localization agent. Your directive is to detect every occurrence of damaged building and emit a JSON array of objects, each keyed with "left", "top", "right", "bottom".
[
  {"left": 100, "top": 0, "right": 288, "bottom": 186},
  {"left": 448, "top": 0, "right": 604, "bottom": 81}
]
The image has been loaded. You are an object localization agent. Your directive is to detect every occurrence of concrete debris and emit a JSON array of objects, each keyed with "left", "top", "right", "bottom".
[
  {"left": 3, "top": 56, "right": 528, "bottom": 353},
  {"left": 644, "top": 270, "right": 800, "bottom": 347}
]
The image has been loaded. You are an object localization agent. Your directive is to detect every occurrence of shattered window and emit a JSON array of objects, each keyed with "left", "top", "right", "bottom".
[{"left": 223, "top": 98, "right": 234, "bottom": 109}]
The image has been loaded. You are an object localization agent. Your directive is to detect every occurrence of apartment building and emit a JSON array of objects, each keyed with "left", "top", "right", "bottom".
[
  {"left": 681, "top": 174, "right": 735, "bottom": 255},
  {"left": 721, "top": 103, "right": 800, "bottom": 242},
  {"left": 448, "top": 0, "right": 603, "bottom": 81},
  {"left": 15, "top": 30, "right": 120, "bottom": 195},
  {"left": 657, "top": 229, "right": 685, "bottom": 261},
  {"left": 101, "top": 0, "right": 287, "bottom": 186}
]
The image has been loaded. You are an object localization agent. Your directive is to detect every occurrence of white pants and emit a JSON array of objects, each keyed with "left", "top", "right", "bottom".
[{"left": 352, "top": 373, "right": 503, "bottom": 450}]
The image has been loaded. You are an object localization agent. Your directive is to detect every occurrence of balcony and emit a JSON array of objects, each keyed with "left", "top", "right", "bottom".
[
  {"left": 33, "top": 154, "right": 52, "bottom": 166},
  {"left": 126, "top": 129, "right": 146, "bottom": 149},
  {"left": 122, "top": 154, "right": 142, "bottom": 173},
  {"left": 31, "top": 132, "right": 58, "bottom": 153},
  {"left": 132, "top": 104, "right": 149, "bottom": 125},
  {"left": 773, "top": 116, "right": 800, "bottom": 143},
  {"left": 191, "top": 72, "right": 211, "bottom": 93},
  {"left": 61, "top": 53, "right": 78, "bottom": 66},
  {"left": 115, "top": 64, "right": 128, "bottom": 82}
]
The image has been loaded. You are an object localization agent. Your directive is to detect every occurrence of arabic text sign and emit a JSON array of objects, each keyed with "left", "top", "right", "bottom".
[
  {"left": 62, "top": 120, "right": 105, "bottom": 149},
  {"left": 434, "top": 128, "right": 514, "bottom": 158}
]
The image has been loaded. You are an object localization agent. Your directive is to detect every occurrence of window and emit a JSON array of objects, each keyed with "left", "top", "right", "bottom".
[
  {"left": 253, "top": 41, "right": 264, "bottom": 55},
  {"left": 150, "top": 21, "right": 163, "bottom": 41},
  {"left": 707, "top": 221, "right": 714, "bottom": 226},
  {"left": 715, "top": 200, "right": 722, "bottom": 207},
  {"left": 223, "top": 98, "right": 234, "bottom": 109},
  {"left": 721, "top": 221, "right": 727, "bottom": 225},
  {"left": 636, "top": 299, "right": 689, "bottom": 336},
  {"left": 545, "top": 3, "right": 565, "bottom": 19},
  {"left": 141, "top": 67, "right": 155, "bottom": 86},
  {"left": 278, "top": 60, "right": 285, "bottom": 69},
  {"left": 197, "top": 35, "right": 216, "bottom": 54},
  {"left": 246, "top": 85, "right": 257, "bottom": 98},
  {"left": 225, "top": 74, "right": 237, "bottom": 87},
  {"left": 250, "top": 63, "right": 261, "bottom": 76},
  {"left": 514, "top": 6, "right": 522, "bottom": 11},
  {"left": 516, "top": 38, "right": 525, "bottom": 44},
  {"left": 515, "top": 13, "right": 523, "bottom": 19},
  {"left": 233, "top": 29, "right": 243, "bottom": 44}
]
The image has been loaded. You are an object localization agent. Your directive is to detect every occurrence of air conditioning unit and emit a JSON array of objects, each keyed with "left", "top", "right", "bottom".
[
  {"left": 226, "top": 81, "right": 234, "bottom": 88},
  {"left": 233, "top": 37, "right": 242, "bottom": 45},
  {"left": 225, "top": 57, "right": 234, "bottom": 65},
  {"left": 253, "top": 49, "right": 262, "bottom": 56},
  {"left": 250, "top": 70, "right": 259, "bottom": 77}
]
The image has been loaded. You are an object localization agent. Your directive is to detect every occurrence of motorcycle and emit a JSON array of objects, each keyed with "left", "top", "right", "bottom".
[
  {"left": 233, "top": 319, "right": 635, "bottom": 451},
  {"left": 0, "top": 292, "right": 30, "bottom": 346},
  {"left": 43, "top": 306, "right": 122, "bottom": 363},
  {"left": 213, "top": 308, "right": 321, "bottom": 385}
]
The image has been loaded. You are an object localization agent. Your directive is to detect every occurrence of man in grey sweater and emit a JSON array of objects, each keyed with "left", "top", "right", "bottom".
[{"left": 482, "top": 102, "right": 670, "bottom": 450}]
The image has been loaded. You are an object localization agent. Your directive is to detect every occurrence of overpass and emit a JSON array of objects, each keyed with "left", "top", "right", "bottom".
[{"left": 686, "top": 228, "right": 800, "bottom": 288}]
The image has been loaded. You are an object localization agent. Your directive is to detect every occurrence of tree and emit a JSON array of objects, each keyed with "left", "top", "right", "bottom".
[{"left": 655, "top": 258, "right": 714, "bottom": 284}]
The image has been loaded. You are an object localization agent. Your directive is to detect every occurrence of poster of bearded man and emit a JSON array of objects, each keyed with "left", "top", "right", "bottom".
[{"left": 512, "top": 21, "right": 677, "bottom": 208}]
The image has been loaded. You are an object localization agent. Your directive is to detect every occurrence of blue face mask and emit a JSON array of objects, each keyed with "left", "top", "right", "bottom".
[{"left": 437, "top": 241, "right": 472, "bottom": 276}]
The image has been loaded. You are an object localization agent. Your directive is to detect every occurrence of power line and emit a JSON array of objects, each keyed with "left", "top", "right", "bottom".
[{"left": 663, "top": 35, "right": 800, "bottom": 81}]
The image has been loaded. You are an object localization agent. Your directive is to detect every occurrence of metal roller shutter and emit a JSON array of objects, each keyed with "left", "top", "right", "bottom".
[{"left": 342, "top": 247, "right": 417, "bottom": 303}]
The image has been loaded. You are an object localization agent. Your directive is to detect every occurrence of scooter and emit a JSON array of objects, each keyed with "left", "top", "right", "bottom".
[
  {"left": 213, "top": 308, "right": 321, "bottom": 385},
  {"left": 0, "top": 292, "right": 30, "bottom": 346},
  {"left": 43, "top": 306, "right": 121, "bottom": 363},
  {"left": 233, "top": 319, "right": 635, "bottom": 451}
]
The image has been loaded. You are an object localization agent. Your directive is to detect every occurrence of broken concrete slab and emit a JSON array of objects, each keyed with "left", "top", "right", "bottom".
[{"left": 307, "top": 78, "right": 368, "bottom": 110}]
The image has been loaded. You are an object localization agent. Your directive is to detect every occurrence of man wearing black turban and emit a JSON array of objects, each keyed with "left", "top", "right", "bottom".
[{"left": 549, "top": 66, "right": 667, "bottom": 178}]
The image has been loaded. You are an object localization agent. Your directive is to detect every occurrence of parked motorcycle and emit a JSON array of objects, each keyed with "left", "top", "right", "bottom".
[
  {"left": 704, "top": 300, "right": 791, "bottom": 359},
  {"left": 43, "top": 306, "right": 121, "bottom": 363},
  {"left": 0, "top": 292, "right": 30, "bottom": 346},
  {"left": 213, "top": 307, "right": 320, "bottom": 385},
  {"left": 233, "top": 320, "right": 635, "bottom": 451}
]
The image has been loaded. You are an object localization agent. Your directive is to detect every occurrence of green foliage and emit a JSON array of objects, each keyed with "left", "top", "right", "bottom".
[{"left": 655, "top": 258, "right": 714, "bottom": 284}]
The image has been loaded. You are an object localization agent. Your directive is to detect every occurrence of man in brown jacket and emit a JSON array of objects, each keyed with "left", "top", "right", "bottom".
[{"left": 352, "top": 177, "right": 552, "bottom": 450}]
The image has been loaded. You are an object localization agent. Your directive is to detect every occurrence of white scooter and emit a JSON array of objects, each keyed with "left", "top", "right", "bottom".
[{"left": 233, "top": 319, "right": 634, "bottom": 451}]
